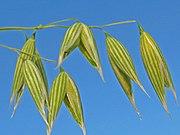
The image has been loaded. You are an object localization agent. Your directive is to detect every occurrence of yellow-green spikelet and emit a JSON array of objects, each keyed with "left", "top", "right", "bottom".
[
  {"left": 58, "top": 23, "right": 82, "bottom": 67},
  {"left": 106, "top": 33, "right": 149, "bottom": 97},
  {"left": 79, "top": 23, "right": 104, "bottom": 80},
  {"left": 47, "top": 71, "right": 68, "bottom": 135},
  {"left": 139, "top": 23, "right": 177, "bottom": 114},
  {"left": 11, "top": 34, "right": 36, "bottom": 117}
]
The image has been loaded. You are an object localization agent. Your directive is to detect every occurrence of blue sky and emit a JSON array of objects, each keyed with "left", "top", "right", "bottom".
[{"left": 0, "top": 0, "right": 180, "bottom": 135}]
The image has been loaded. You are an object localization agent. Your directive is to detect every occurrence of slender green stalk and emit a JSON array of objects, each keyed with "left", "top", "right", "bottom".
[
  {"left": 89, "top": 20, "right": 136, "bottom": 28},
  {"left": 0, "top": 26, "right": 37, "bottom": 31},
  {"left": 0, "top": 18, "right": 79, "bottom": 31},
  {"left": 0, "top": 24, "right": 69, "bottom": 31},
  {"left": 0, "top": 44, "right": 56, "bottom": 63},
  {"left": 88, "top": 25, "right": 109, "bottom": 36},
  {"left": 46, "top": 18, "right": 79, "bottom": 25},
  {"left": 42, "top": 24, "right": 69, "bottom": 29},
  {"left": 0, "top": 19, "right": 137, "bottom": 31},
  {"left": 0, "top": 19, "right": 138, "bottom": 63},
  {"left": 88, "top": 20, "right": 136, "bottom": 36}
]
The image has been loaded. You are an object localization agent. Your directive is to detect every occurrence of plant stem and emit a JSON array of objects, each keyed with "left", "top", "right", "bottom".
[
  {"left": 0, "top": 44, "right": 56, "bottom": 63},
  {"left": 46, "top": 18, "right": 79, "bottom": 25},
  {"left": 0, "top": 18, "right": 77, "bottom": 31},
  {"left": 0, "top": 19, "right": 137, "bottom": 31},
  {"left": 0, "top": 24, "right": 69, "bottom": 31},
  {"left": 89, "top": 20, "right": 136, "bottom": 28},
  {"left": 0, "top": 27, "right": 37, "bottom": 31},
  {"left": 0, "top": 19, "right": 137, "bottom": 63}
]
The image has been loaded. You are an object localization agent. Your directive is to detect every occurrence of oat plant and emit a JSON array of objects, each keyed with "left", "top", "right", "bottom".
[{"left": 0, "top": 18, "right": 178, "bottom": 135}]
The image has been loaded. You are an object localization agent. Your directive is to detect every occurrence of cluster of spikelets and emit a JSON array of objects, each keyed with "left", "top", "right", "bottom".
[
  {"left": 8, "top": 21, "right": 177, "bottom": 135},
  {"left": 10, "top": 32, "right": 85, "bottom": 135}
]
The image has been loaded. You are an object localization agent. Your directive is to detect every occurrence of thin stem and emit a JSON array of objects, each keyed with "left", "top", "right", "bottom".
[
  {"left": 0, "top": 24, "right": 69, "bottom": 32},
  {"left": 0, "top": 17, "right": 76, "bottom": 31},
  {"left": 89, "top": 20, "right": 136, "bottom": 28},
  {"left": 0, "top": 27, "right": 37, "bottom": 31},
  {"left": 46, "top": 18, "right": 79, "bottom": 25},
  {"left": 88, "top": 25, "right": 109, "bottom": 37},
  {"left": 42, "top": 24, "right": 69, "bottom": 29},
  {"left": 0, "top": 44, "right": 56, "bottom": 63},
  {"left": 0, "top": 44, "right": 19, "bottom": 52},
  {"left": 0, "top": 19, "right": 136, "bottom": 31}
]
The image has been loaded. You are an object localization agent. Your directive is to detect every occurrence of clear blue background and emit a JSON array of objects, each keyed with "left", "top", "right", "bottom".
[{"left": 0, "top": 0, "right": 180, "bottom": 135}]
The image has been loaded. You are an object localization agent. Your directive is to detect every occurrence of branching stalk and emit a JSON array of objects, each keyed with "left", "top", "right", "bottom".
[
  {"left": 0, "top": 44, "right": 56, "bottom": 63},
  {"left": 0, "top": 19, "right": 137, "bottom": 63}
]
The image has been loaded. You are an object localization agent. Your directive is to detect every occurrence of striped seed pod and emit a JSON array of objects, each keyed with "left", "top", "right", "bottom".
[
  {"left": 106, "top": 33, "right": 149, "bottom": 97},
  {"left": 58, "top": 23, "right": 83, "bottom": 67},
  {"left": 63, "top": 70, "right": 86, "bottom": 135},
  {"left": 23, "top": 60, "right": 49, "bottom": 125},
  {"left": 47, "top": 71, "right": 68, "bottom": 135},
  {"left": 11, "top": 34, "right": 36, "bottom": 117},
  {"left": 79, "top": 23, "right": 104, "bottom": 80},
  {"left": 108, "top": 53, "right": 142, "bottom": 119},
  {"left": 139, "top": 23, "right": 177, "bottom": 115}
]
